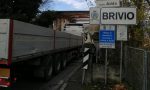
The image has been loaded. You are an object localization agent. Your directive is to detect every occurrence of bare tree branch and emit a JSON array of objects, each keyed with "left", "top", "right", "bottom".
[{"left": 146, "top": 0, "right": 150, "bottom": 5}]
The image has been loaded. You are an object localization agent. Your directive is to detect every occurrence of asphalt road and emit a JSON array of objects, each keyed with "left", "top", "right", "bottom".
[{"left": 11, "top": 60, "right": 82, "bottom": 90}]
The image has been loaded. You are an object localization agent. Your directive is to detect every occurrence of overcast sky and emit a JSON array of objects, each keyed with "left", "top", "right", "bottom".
[{"left": 39, "top": 0, "right": 95, "bottom": 11}]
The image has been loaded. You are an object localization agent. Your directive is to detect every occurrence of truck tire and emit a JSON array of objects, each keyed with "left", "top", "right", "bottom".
[
  {"left": 54, "top": 54, "right": 61, "bottom": 74},
  {"left": 44, "top": 63, "right": 53, "bottom": 81},
  {"left": 43, "top": 55, "right": 53, "bottom": 81},
  {"left": 67, "top": 51, "right": 72, "bottom": 62},
  {"left": 61, "top": 53, "right": 67, "bottom": 69}
]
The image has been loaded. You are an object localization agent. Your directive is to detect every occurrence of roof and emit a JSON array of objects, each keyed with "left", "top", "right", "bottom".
[{"left": 55, "top": 11, "right": 89, "bottom": 18}]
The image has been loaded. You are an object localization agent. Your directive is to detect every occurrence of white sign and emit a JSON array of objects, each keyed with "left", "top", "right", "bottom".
[
  {"left": 95, "top": 0, "right": 120, "bottom": 7},
  {"left": 101, "top": 7, "right": 137, "bottom": 25},
  {"left": 100, "top": 25, "right": 116, "bottom": 30},
  {"left": 117, "top": 25, "right": 128, "bottom": 41},
  {"left": 90, "top": 7, "right": 100, "bottom": 24}
]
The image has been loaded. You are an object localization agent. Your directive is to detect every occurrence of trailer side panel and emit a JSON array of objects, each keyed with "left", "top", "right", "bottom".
[
  {"left": 0, "top": 19, "right": 10, "bottom": 63},
  {"left": 55, "top": 31, "right": 70, "bottom": 49},
  {"left": 12, "top": 20, "right": 54, "bottom": 62}
]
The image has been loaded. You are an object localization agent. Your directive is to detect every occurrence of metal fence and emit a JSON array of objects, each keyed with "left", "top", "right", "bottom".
[
  {"left": 124, "top": 46, "right": 149, "bottom": 90},
  {"left": 147, "top": 51, "right": 150, "bottom": 90}
]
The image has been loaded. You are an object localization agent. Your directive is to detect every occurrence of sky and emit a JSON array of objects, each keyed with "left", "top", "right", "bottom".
[{"left": 39, "top": 0, "right": 95, "bottom": 11}]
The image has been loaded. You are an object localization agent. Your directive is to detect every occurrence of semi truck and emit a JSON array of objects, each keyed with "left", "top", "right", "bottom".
[{"left": 0, "top": 19, "right": 83, "bottom": 88}]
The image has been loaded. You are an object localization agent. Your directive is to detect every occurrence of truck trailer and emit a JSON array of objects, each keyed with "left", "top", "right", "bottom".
[{"left": 0, "top": 19, "right": 83, "bottom": 87}]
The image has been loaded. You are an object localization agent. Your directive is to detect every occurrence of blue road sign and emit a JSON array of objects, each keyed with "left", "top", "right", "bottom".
[{"left": 99, "top": 30, "right": 115, "bottom": 48}]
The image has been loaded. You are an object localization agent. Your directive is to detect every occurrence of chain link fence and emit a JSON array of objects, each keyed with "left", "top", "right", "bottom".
[
  {"left": 124, "top": 46, "right": 149, "bottom": 90},
  {"left": 147, "top": 51, "right": 150, "bottom": 90}
]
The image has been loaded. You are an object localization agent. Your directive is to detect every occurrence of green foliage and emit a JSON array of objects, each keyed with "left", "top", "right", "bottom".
[
  {"left": 0, "top": 0, "right": 46, "bottom": 22},
  {"left": 131, "top": 0, "right": 146, "bottom": 26},
  {"left": 128, "top": 0, "right": 149, "bottom": 47},
  {"left": 92, "top": 32, "right": 99, "bottom": 41},
  {"left": 137, "top": 7, "right": 146, "bottom": 23},
  {"left": 0, "top": 0, "right": 56, "bottom": 27},
  {"left": 133, "top": 28, "right": 144, "bottom": 41},
  {"left": 34, "top": 11, "right": 56, "bottom": 27}
]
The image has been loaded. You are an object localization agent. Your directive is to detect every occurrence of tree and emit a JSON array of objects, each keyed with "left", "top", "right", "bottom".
[
  {"left": 0, "top": 0, "right": 52, "bottom": 22},
  {"left": 34, "top": 10, "right": 56, "bottom": 27},
  {"left": 146, "top": 0, "right": 150, "bottom": 5},
  {"left": 128, "top": 0, "right": 149, "bottom": 48}
]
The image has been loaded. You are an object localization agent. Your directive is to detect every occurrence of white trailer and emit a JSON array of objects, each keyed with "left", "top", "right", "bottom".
[{"left": 0, "top": 19, "right": 83, "bottom": 87}]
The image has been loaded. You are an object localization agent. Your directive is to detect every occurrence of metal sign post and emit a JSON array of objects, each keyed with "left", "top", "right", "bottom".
[
  {"left": 98, "top": 0, "right": 137, "bottom": 85},
  {"left": 120, "top": 41, "right": 123, "bottom": 83},
  {"left": 99, "top": 25, "right": 116, "bottom": 85},
  {"left": 116, "top": 25, "right": 127, "bottom": 83},
  {"left": 105, "top": 48, "right": 108, "bottom": 84}
]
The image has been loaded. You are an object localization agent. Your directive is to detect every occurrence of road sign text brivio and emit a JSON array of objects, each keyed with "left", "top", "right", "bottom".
[
  {"left": 101, "top": 8, "right": 137, "bottom": 24},
  {"left": 103, "top": 12, "right": 135, "bottom": 20}
]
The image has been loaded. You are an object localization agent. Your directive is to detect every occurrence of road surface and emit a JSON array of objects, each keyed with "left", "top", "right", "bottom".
[{"left": 11, "top": 59, "right": 82, "bottom": 90}]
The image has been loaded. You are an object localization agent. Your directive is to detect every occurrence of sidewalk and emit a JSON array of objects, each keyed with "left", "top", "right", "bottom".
[
  {"left": 63, "top": 63, "right": 121, "bottom": 90},
  {"left": 64, "top": 68, "right": 83, "bottom": 90}
]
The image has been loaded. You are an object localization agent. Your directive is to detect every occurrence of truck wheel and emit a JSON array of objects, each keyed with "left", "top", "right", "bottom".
[
  {"left": 61, "top": 53, "right": 67, "bottom": 69},
  {"left": 67, "top": 52, "right": 72, "bottom": 62},
  {"left": 54, "top": 54, "right": 61, "bottom": 74},
  {"left": 44, "top": 56, "right": 53, "bottom": 81}
]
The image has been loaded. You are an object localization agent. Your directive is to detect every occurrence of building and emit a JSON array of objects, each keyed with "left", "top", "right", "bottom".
[{"left": 53, "top": 11, "right": 89, "bottom": 31}]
